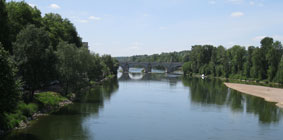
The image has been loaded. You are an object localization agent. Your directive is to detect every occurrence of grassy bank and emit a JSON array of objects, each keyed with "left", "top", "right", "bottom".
[{"left": 2, "top": 92, "right": 71, "bottom": 131}]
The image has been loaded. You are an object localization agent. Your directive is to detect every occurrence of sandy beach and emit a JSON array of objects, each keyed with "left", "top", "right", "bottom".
[{"left": 224, "top": 83, "right": 283, "bottom": 108}]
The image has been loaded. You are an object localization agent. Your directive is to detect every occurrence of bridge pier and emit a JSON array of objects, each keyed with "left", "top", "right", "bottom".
[
  {"left": 165, "top": 67, "right": 174, "bottom": 73},
  {"left": 121, "top": 64, "right": 129, "bottom": 73},
  {"left": 144, "top": 64, "right": 152, "bottom": 73}
]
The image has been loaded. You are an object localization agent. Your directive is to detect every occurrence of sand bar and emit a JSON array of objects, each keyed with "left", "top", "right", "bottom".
[{"left": 224, "top": 83, "right": 283, "bottom": 108}]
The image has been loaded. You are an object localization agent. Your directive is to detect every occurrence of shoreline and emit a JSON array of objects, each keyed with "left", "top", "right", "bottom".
[
  {"left": 15, "top": 99, "right": 73, "bottom": 130},
  {"left": 224, "top": 82, "right": 283, "bottom": 108}
]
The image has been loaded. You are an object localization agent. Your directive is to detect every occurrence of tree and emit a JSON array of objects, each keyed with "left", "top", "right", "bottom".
[
  {"left": 56, "top": 42, "right": 80, "bottom": 94},
  {"left": 101, "top": 55, "right": 119, "bottom": 75},
  {"left": 13, "top": 25, "right": 56, "bottom": 100},
  {"left": 275, "top": 56, "right": 283, "bottom": 84},
  {"left": 243, "top": 46, "right": 255, "bottom": 78},
  {"left": 42, "top": 13, "right": 82, "bottom": 48},
  {"left": 183, "top": 62, "right": 193, "bottom": 76},
  {"left": 227, "top": 45, "right": 246, "bottom": 75},
  {"left": 0, "top": 0, "right": 11, "bottom": 53},
  {"left": 0, "top": 44, "right": 20, "bottom": 130},
  {"left": 6, "top": 1, "right": 42, "bottom": 53},
  {"left": 259, "top": 37, "right": 274, "bottom": 79},
  {"left": 267, "top": 41, "right": 283, "bottom": 81}
]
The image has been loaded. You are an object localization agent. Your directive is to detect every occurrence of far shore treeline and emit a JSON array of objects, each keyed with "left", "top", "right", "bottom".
[
  {"left": 0, "top": 0, "right": 118, "bottom": 131},
  {"left": 117, "top": 38, "right": 283, "bottom": 84}
]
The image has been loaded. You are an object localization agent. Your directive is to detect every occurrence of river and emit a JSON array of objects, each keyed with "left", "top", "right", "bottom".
[{"left": 3, "top": 71, "right": 283, "bottom": 140}]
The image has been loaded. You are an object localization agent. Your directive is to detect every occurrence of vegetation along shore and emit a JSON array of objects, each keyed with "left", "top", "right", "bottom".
[{"left": 0, "top": 0, "right": 118, "bottom": 135}]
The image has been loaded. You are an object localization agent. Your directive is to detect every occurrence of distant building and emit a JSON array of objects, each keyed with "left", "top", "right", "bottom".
[{"left": 82, "top": 42, "right": 89, "bottom": 49}]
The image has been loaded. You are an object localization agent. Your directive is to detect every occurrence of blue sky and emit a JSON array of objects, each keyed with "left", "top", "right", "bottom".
[{"left": 9, "top": 0, "right": 283, "bottom": 56}]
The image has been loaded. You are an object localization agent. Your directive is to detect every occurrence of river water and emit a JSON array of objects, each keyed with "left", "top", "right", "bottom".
[{"left": 3, "top": 71, "right": 283, "bottom": 140}]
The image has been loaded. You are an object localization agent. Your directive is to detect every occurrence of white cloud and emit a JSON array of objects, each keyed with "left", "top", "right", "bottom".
[
  {"left": 227, "top": 0, "right": 243, "bottom": 4},
  {"left": 88, "top": 16, "right": 101, "bottom": 20},
  {"left": 249, "top": 1, "right": 255, "bottom": 5},
  {"left": 28, "top": 3, "right": 36, "bottom": 8},
  {"left": 78, "top": 19, "right": 89, "bottom": 23},
  {"left": 209, "top": 0, "right": 216, "bottom": 5},
  {"left": 249, "top": 1, "right": 264, "bottom": 7},
  {"left": 231, "top": 12, "right": 244, "bottom": 17},
  {"left": 49, "top": 4, "right": 60, "bottom": 9}
]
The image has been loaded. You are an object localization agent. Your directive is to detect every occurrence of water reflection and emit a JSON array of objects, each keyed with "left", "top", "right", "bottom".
[
  {"left": 3, "top": 74, "right": 283, "bottom": 140},
  {"left": 182, "top": 77, "right": 283, "bottom": 124},
  {"left": 119, "top": 72, "right": 180, "bottom": 86}
]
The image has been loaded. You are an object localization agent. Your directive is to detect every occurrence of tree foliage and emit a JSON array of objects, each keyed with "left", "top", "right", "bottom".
[
  {"left": 56, "top": 42, "right": 118, "bottom": 94},
  {"left": 181, "top": 37, "right": 283, "bottom": 81},
  {"left": 42, "top": 13, "right": 82, "bottom": 48},
  {"left": 0, "top": 0, "right": 10, "bottom": 53},
  {"left": 275, "top": 56, "right": 283, "bottom": 84},
  {"left": 0, "top": 44, "right": 20, "bottom": 130},
  {"left": 117, "top": 37, "right": 283, "bottom": 82},
  {"left": 13, "top": 25, "right": 56, "bottom": 99},
  {"left": 0, "top": 0, "right": 118, "bottom": 131},
  {"left": 6, "top": 1, "right": 42, "bottom": 53}
]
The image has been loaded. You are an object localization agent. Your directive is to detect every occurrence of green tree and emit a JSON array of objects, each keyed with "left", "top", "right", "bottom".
[
  {"left": 275, "top": 56, "right": 283, "bottom": 84},
  {"left": 42, "top": 13, "right": 82, "bottom": 48},
  {"left": 251, "top": 48, "right": 263, "bottom": 79},
  {"left": 6, "top": 1, "right": 42, "bottom": 53},
  {"left": 183, "top": 62, "right": 193, "bottom": 75},
  {"left": 243, "top": 46, "right": 255, "bottom": 78},
  {"left": 0, "top": 0, "right": 11, "bottom": 53},
  {"left": 101, "top": 55, "right": 119, "bottom": 75},
  {"left": 259, "top": 37, "right": 274, "bottom": 79},
  {"left": 0, "top": 44, "right": 20, "bottom": 130},
  {"left": 227, "top": 45, "right": 246, "bottom": 75},
  {"left": 13, "top": 25, "right": 56, "bottom": 100},
  {"left": 267, "top": 41, "right": 283, "bottom": 81},
  {"left": 56, "top": 42, "right": 81, "bottom": 94}
]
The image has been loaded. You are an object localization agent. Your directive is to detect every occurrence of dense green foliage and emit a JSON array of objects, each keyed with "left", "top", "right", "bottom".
[
  {"left": 42, "top": 13, "right": 82, "bottom": 48},
  {"left": 118, "top": 37, "right": 283, "bottom": 83},
  {"left": 116, "top": 50, "right": 190, "bottom": 62},
  {"left": 56, "top": 42, "right": 118, "bottom": 94},
  {"left": 0, "top": 0, "right": 10, "bottom": 52},
  {"left": 0, "top": 44, "right": 20, "bottom": 130},
  {"left": 275, "top": 56, "right": 283, "bottom": 84},
  {"left": 6, "top": 1, "right": 42, "bottom": 54},
  {"left": 13, "top": 25, "right": 57, "bottom": 99},
  {"left": 183, "top": 37, "right": 283, "bottom": 83},
  {"left": 0, "top": 1, "right": 118, "bottom": 131}
]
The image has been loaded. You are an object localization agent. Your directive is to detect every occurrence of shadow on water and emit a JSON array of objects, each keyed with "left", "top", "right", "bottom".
[
  {"left": 182, "top": 77, "right": 283, "bottom": 124},
  {"left": 2, "top": 133, "right": 40, "bottom": 140}
]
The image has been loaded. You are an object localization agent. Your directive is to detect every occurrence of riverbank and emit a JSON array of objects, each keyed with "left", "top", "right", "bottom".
[
  {"left": 224, "top": 83, "right": 283, "bottom": 108},
  {"left": 0, "top": 92, "right": 72, "bottom": 136}
]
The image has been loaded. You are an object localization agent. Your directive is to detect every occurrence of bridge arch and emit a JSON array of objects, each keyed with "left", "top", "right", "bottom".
[{"left": 119, "top": 62, "right": 183, "bottom": 73}]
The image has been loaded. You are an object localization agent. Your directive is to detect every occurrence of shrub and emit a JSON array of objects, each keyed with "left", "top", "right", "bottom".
[
  {"left": 18, "top": 102, "right": 38, "bottom": 117},
  {"left": 35, "top": 92, "right": 67, "bottom": 107}
]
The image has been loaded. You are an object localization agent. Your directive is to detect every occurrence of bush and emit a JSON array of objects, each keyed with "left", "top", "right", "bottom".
[
  {"left": 35, "top": 92, "right": 67, "bottom": 107},
  {"left": 18, "top": 102, "right": 38, "bottom": 117},
  {"left": 4, "top": 111, "right": 26, "bottom": 129}
]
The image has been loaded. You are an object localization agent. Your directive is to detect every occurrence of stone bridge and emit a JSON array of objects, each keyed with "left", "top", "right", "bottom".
[{"left": 119, "top": 62, "right": 183, "bottom": 73}]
